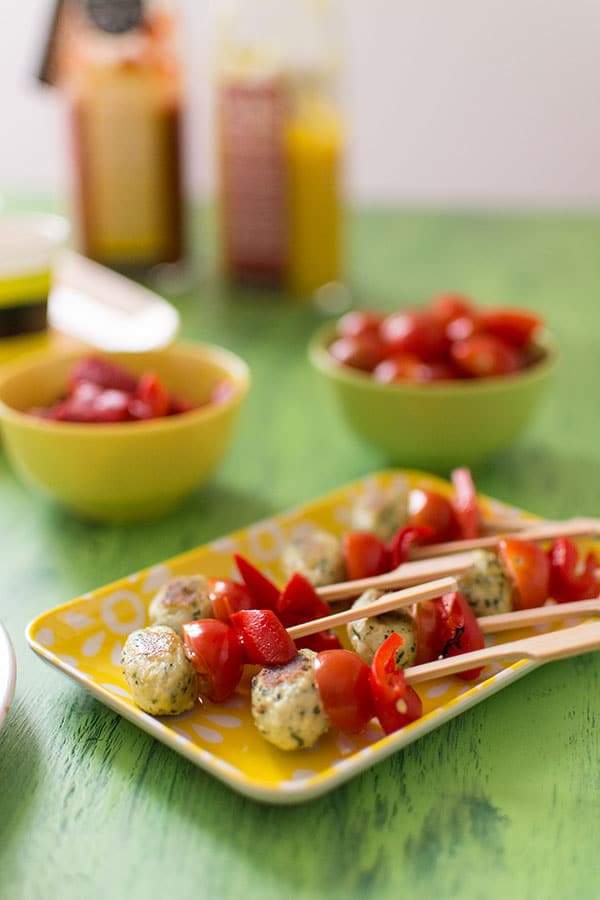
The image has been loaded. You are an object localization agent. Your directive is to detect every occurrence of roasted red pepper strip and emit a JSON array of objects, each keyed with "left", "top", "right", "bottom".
[
  {"left": 549, "top": 538, "right": 599, "bottom": 602},
  {"left": 229, "top": 609, "right": 297, "bottom": 666},
  {"left": 450, "top": 466, "right": 480, "bottom": 539},
  {"left": 387, "top": 525, "right": 434, "bottom": 568},
  {"left": 277, "top": 572, "right": 332, "bottom": 628},
  {"left": 295, "top": 629, "right": 342, "bottom": 653},
  {"left": 233, "top": 554, "right": 281, "bottom": 611},
  {"left": 436, "top": 591, "right": 485, "bottom": 680},
  {"left": 368, "top": 634, "right": 423, "bottom": 734},
  {"left": 343, "top": 531, "right": 389, "bottom": 580}
]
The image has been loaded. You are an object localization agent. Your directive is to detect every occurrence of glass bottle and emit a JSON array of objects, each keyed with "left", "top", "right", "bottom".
[
  {"left": 214, "top": 0, "right": 343, "bottom": 297},
  {"left": 59, "top": 1, "right": 185, "bottom": 276}
]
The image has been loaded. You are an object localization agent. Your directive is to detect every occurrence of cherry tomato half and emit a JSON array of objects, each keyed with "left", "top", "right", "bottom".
[
  {"left": 450, "top": 466, "right": 480, "bottom": 539},
  {"left": 182, "top": 619, "right": 244, "bottom": 703},
  {"left": 548, "top": 538, "right": 599, "bottom": 603},
  {"left": 328, "top": 335, "right": 386, "bottom": 372},
  {"left": 412, "top": 599, "right": 444, "bottom": 665},
  {"left": 450, "top": 334, "right": 521, "bottom": 378},
  {"left": 343, "top": 531, "right": 389, "bottom": 580},
  {"left": 408, "top": 488, "right": 459, "bottom": 543},
  {"left": 428, "top": 293, "right": 475, "bottom": 327},
  {"left": 437, "top": 592, "right": 485, "bottom": 680},
  {"left": 314, "top": 649, "right": 375, "bottom": 734},
  {"left": 480, "top": 308, "right": 542, "bottom": 348},
  {"left": 337, "top": 310, "right": 384, "bottom": 339},
  {"left": 498, "top": 539, "right": 550, "bottom": 610},
  {"left": 380, "top": 310, "right": 447, "bottom": 362},
  {"left": 207, "top": 578, "right": 254, "bottom": 623}
]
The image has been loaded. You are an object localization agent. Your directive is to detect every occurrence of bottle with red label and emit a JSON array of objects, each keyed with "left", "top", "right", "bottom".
[{"left": 214, "top": 0, "right": 344, "bottom": 297}]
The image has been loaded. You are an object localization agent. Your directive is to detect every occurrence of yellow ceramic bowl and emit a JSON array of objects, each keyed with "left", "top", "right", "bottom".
[
  {"left": 0, "top": 343, "right": 250, "bottom": 521},
  {"left": 309, "top": 323, "right": 558, "bottom": 472}
]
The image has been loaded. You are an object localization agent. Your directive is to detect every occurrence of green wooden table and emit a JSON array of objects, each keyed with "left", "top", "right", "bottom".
[{"left": 2, "top": 206, "right": 600, "bottom": 899}]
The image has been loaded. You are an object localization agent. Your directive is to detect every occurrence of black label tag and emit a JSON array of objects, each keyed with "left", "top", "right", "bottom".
[{"left": 84, "top": 0, "right": 143, "bottom": 33}]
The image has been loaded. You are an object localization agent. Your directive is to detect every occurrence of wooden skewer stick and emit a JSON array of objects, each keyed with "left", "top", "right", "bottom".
[
  {"left": 288, "top": 576, "right": 458, "bottom": 640},
  {"left": 411, "top": 517, "right": 600, "bottom": 560},
  {"left": 315, "top": 552, "right": 477, "bottom": 603},
  {"left": 478, "top": 597, "right": 600, "bottom": 634},
  {"left": 403, "top": 620, "right": 600, "bottom": 684}
]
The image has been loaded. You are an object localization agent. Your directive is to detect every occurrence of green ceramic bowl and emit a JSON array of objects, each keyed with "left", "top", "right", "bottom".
[
  {"left": 309, "top": 323, "right": 558, "bottom": 472},
  {"left": 0, "top": 342, "right": 250, "bottom": 521}
]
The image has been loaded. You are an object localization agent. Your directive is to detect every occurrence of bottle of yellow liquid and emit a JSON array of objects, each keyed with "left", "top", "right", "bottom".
[{"left": 214, "top": 0, "right": 343, "bottom": 298}]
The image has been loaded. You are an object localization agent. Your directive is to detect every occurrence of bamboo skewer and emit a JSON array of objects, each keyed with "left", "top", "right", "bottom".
[
  {"left": 314, "top": 518, "right": 600, "bottom": 605},
  {"left": 478, "top": 598, "right": 600, "bottom": 633},
  {"left": 288, "top": 576, "right": 459, "bottom": 640},
  {"left": 410, "top": 517, "right": 600, "bottom": 560},
  {"left": 403, "top": 621, "right": 600, "bottom": 684},
  {"left": 295, "top": 581, "right": 600, "bottom": 644},
  {"left": 315, "top": 552, "right": 477, "bottom": 603}
]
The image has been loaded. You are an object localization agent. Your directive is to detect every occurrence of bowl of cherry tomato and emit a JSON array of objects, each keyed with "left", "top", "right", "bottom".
[
  {"left": 0, "top": 342, "right": 250, "bottom": 521},
  {"left": 309, "top": 294, "right": 558, "bottom": 471}
]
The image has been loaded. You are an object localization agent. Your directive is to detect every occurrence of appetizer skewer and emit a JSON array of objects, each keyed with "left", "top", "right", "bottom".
[
  {"left": 289, "top": 591, "right": 600, "bottom": 642},
  {"left": 410, "top": 517, "right": 600, "bottom": 560},
  {"left": 403, "top": 620, "right": 600, "bottom": 684}
]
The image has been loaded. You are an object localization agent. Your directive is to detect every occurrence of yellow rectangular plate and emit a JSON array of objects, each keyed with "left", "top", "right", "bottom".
[{"left": 26, "top": 469, "right": 587, "bottom": 804}]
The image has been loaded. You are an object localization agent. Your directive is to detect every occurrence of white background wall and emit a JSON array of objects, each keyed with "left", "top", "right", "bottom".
[{"left": 2, "top": 0, "right": 600, "bottom": 208}]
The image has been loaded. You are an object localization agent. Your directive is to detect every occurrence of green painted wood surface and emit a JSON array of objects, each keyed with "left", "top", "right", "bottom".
[{"left": 2, "top": 206, "right": 600, "bottom": 899}]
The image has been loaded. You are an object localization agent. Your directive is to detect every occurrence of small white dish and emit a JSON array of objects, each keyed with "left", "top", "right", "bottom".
[
  {"left": 0, "top": 621, "right": 16, "bottom": 729},
  {"left": 48, "top": 251, "right": 180, "bottom": 351}
]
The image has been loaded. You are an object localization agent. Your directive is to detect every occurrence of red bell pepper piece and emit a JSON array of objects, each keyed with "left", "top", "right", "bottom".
[
  {"left": 343, "top": 531, "right": 389, "bottom": 580},
  {"left": 450, "top": 466, "right": 480, "bottom": 539},
  {"left": 295, "top": 629, "right": 342, "bottom": 653},
  {"left": 368, "top": 633, "right": 423, "bottom": 734},
  {"left": 549, "top": 538, "right": 599, "bottom": 603},
  {"left": 387, "top": 525, "right": 434, "bottom": 568},
  {"left": 233, "top": 554, "right": 281, "bottom": 611},
  {"left": 277, "top": 572, "right": 332, "bottom": 628},
  {"left": 134, "top": 372, "right": 170, "bottom": 418},
  {"left": 436, "top": 592, "right": 485, "bottom": 680},
  {"left": 229, "top": 609, "right": 297, "bottom": 666}
]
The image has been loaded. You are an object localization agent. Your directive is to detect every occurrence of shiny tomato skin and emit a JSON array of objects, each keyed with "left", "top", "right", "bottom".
[
  {"left": 407, "top": 488, "right": 460, "bottom": 543},
  {"left": 446, "top": 314, "right": 482, "bottom": 344},
  {"left": 182, "top": 619, "right": 244, "bottom": 703},
  {"left": 372, "top": 353, "right": 420, "bottom": 383},
  {"left": 412, "top": 599, "right": 444, "bottom": 665},
  {"left": 374, "top": 355, "right": 457, "bottom": 383},
  {"left": 498, "top": 539, "right": 551, "bottom": 609},
  {"left": 343, "top": 531, "right": 389, "bottom": 580},
  {"left": 314, "top": 649, "right": 375, "bottom": 734},
  {"left": 480, "top": 308, "right": 542, "bottom": 348},
  {"left": 207, "top": 578, "right": 254, "bottom": 623},
  {"left": 328, "top": 335, "right": 386, "bottom": 372},
  {"left": 451, "top": 466, "right": 480, "bottom": 539},
  {"left": 548, "top": 538, "right": 599, "bottom": 602},
  {"left": 337, "top": 310, "right": 384, "bottom": 339},
  {"left": 380, "top": 310, "right": 447, "bottom": 362},
  {"left": 428, "top": 293, "right": 475, "bottom": 327},
  {"left": 450, "top": 334, "right": 522, "bottom": 377}
]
